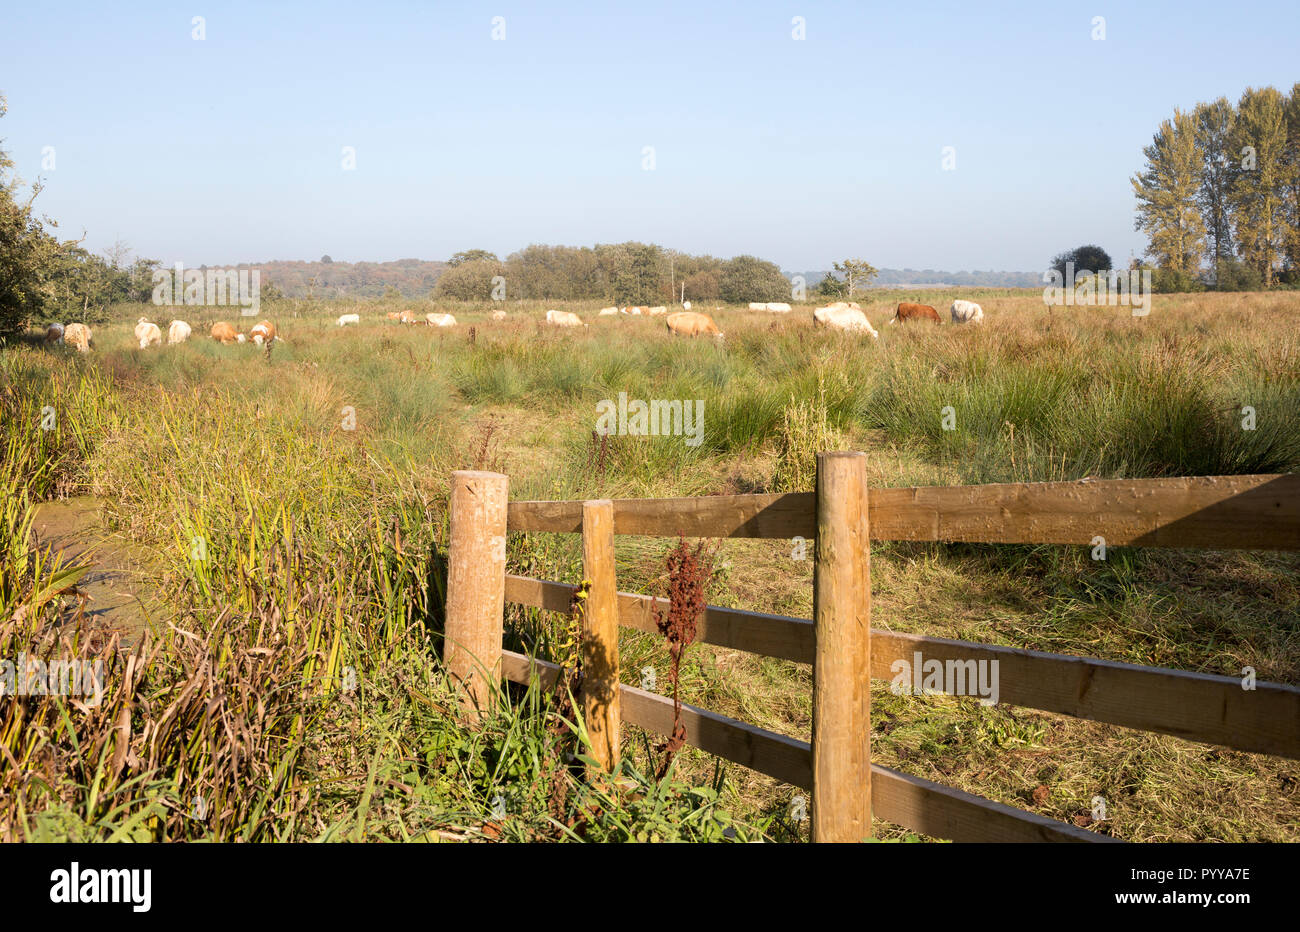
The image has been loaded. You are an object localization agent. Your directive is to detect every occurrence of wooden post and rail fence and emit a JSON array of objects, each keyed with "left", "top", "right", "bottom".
[{"left": 442, "top": 455, "right": 1300, "bottom": 842}]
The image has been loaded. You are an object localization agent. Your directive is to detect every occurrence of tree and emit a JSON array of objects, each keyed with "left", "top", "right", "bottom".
[
  {"left": 815, "top": 273, "right": 846, "bottom": 299},
  {"left": 682, "top": 268, "right": 720, "bottom": 301},
  {"left": 1132, "top": 109, "right": 1206, "bottom": 276},
  {"left": 432, "top": 258, "right": 503, "bottom": 300},
  {"left": 1282, "top": 83, "right": 1300, "bottom": 272},
  {"left": 831, "top": 258, "right": 878, "bottom": 298},
  {"left": 1194, "top": 98, "right": 1237, "bottom": 283},
  {"left": 0, "top": 94, "right": 63, "bottom": 336},
  {"left": 320, "top": 254, "right": 333, "bottom": 263},
  {"left": 719, "top": 255, "right": 788, "bottom": 304},
  {"left": 1050, "top": 244, "right": 1115, "bottom": 279},
  {"left": 1228, "top": 86, "right": 1288, "bottom": 286},
  {"left": 448, "top": 249, "right": 498, "bottom": 267}
]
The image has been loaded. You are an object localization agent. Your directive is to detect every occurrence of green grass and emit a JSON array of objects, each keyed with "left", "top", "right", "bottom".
[{"left": 3, "top": 287, "right": 1298, "bottom": 841}]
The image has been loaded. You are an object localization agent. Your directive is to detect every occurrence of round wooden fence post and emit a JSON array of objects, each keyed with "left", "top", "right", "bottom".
[
  {"left": 581, "top": 500, "right": 621, "bottom": 773},
  {"left": 811, "top": 451, "right": 872, "bottom": 842},
  {"left": 444, "top": 469, "right": 509, "bottom": 714}
]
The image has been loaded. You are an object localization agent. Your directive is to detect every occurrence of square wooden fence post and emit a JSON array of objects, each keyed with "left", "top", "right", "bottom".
[
  {"left": 581, "top": 500, "right": 621, "bottom": 772},
  {"left": 811, "top": 451, "right": 873, "bottom": 842},
  {"left": 444, "top": 469, "right": 509, "bottom": 715}
]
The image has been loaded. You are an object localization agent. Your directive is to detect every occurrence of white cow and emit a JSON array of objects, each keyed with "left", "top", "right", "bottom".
[
  {"left": 545, "top": 309, "right": 584, "bottom": 327},
  {"left": 747, "top": 302, "right": 766, "bottom": 311},
  {"left": 337, "top": 313, "right": 360, "bottom": 327},
  {"left": 491, "top": 310, "right": 507, "bottom": 321},
  {"left": 950, "top": 299, "right": 985, "bottom": 324},
  {"left": 765, "top": 302, "right": 792, "bottom": 312},
  {"left": 598, "top": 306, "right": 620, "bottom": 316},
  {"left": 682, "top": 300, "right": 692, "bottom": 310},
  {"left": 167, "top": 320, "right": 192, "bottom": 344},
  {"left": 426, "top": 313, "right": 457, "bottom": 327},
  {"left": 134, "top": 318, "right": 163, "bottom": 348},
  {"left": 814, "top": 305, "right": 879, "bottom": 338}
]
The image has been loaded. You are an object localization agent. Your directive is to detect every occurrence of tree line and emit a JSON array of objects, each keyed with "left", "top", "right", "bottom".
[
  {"left": 1132, "top": 83, "right": 1300, "bottom": 290},
  {"left": 432, "top": 243, "right": 791, "bottom": 305}
]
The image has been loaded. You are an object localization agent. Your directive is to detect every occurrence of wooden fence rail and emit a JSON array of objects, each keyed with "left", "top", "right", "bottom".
[{"left": 444, "top": 463, "right": 1300, "bottom": 843}]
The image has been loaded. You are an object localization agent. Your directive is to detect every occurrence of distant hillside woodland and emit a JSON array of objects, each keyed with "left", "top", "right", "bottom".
[
  {"left": 250, "top": 252, "right": 1044, "bottom": 301},
  {"left": 1133, "top": 83, "right": 1300, "bottom": 290}
]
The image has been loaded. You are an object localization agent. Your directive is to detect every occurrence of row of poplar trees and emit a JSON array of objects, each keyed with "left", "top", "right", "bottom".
[{"left": 1132, "top": 84, "right": 1300, "bottom": 289}]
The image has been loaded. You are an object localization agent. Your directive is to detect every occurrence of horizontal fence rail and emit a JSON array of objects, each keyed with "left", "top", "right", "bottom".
[
  {"left": 500, "top": 650, "right": 1112, "bottom": 843},
  {"left": 509, "top": 473, "right": 1300, "bottom": 551},
  {"left": 505, "top": 575, "right": 1300, "bottom": 760}
]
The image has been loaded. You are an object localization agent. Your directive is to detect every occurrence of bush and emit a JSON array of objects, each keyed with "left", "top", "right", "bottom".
[
  {"left": 720, "top": 255, "right": 789, "bottom": 304},
  {"left": 1150, "top": 267, "right": 1205, "bottom": 293},
  {"left": 1212, "top": 259, "right": 1264, "bottom": 291},
  {"left": 433, "top": 258, "right": 505, "bottom": 300}
]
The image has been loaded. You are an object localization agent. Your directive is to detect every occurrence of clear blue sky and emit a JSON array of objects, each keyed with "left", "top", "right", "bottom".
[{"left": 3, "top": 0, "right": 1297, "bottom": 272}]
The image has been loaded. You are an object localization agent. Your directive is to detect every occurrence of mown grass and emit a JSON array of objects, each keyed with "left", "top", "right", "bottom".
[{"left": 4, "top": 287, "right": 1299, "bottom": 841}]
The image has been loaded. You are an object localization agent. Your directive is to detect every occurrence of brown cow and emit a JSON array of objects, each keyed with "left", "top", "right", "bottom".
[
  {"left": 211, "top": 321, "right": 245, "bottom": 344},
  {"left": 249, "top": 320, "right": 278, "bottom": 345},
  {"left": 666, "top": 311, "right": 723, "bottom": 340},
  {"left": 890, "top": 302, "right": 941, "bottom": 325}
]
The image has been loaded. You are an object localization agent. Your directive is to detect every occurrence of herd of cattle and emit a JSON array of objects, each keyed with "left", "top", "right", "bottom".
[
  {"left": 39, "top": 298, "right": 984, "bottom": 354},
  {"left": 43, "top": 317, "right": 281, "bottom": 352}
]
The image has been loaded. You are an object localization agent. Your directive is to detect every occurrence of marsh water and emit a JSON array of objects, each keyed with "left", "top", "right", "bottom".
[{"left": 29, "top": 496, "right": 157, "bottom": 647}]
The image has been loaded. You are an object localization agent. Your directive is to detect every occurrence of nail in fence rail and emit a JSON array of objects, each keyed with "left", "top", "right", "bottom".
[{"left": 447, "top": 465, "right": 1300, "bottom": 841}]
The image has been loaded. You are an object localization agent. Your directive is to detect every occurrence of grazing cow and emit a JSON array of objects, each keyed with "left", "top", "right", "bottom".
[
  {"left": 814, "top": 305, "right": 879, "bottom": 338},
  {"left": 491, "top": 310, "right": 507, "bottom": 321},
  {"left": 249, "top": 320, "right": 278, "bottom": 345},
  {"left": 598, "top": 306, "right": 620, "bottom": 316},
  {"left": 950, "top": 299, "right": 984, "bottom": 324},
  {"left": 64, "top": 323, "right": 92, "bottom": 353},
  {"left": 622, "top": 306, "right": 646, "bottom": 315},
  {"left": 426, "top": 312, "right": 457, "bottom": 327},
  {"left": 385, "top": 311, "right": 402, "bottom": 320},
  {"left": 545, "top": 309, "right": 584, "bottom": 327},
  {"left": 648, "top": 305, "right": 668, "bottom": 316},
  {"left": 167, "top": 320, "right": 192, "bottom": 344},
  {"left": 337, "top": 314, "right": 360, "bottom": 327},
  {"left": 210, "top": 321, "right": 242, "bottom": 344},
  {"left": 45, "top": 322, "right": 65, "bottom": 345},
  {"left": 765, "top": 302, "right": 793, "bottom": 312},
  {"left": 134, "top": 318, "right": 163, "bottom": 348},
  {"left": 747, "top": 302, "right": 766, "bottom": 311},
  {"left": 666, "top": 311, "right": 723, "bottom": 340},
  {"left": 890, "top": 302, "right": 941, "bottom": 325}
]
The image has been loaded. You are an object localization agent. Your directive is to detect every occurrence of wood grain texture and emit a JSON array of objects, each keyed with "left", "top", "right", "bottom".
[
  {"left": 444, "top": 470, "right": 509, "bottom": 713},
  {"left": 581, "top": 500, "right": 620, "bottom": 772},
  {"left": 509, "top": 474, "right": 1299, "bottom": 550},
  {"left": 811, "top": 452, "right": 873, "bottom": 842}
]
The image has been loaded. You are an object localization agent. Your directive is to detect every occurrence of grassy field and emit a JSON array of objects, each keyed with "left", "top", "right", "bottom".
[{"left": 3, "top": 288, "right": 1298, "bottom": 841}]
